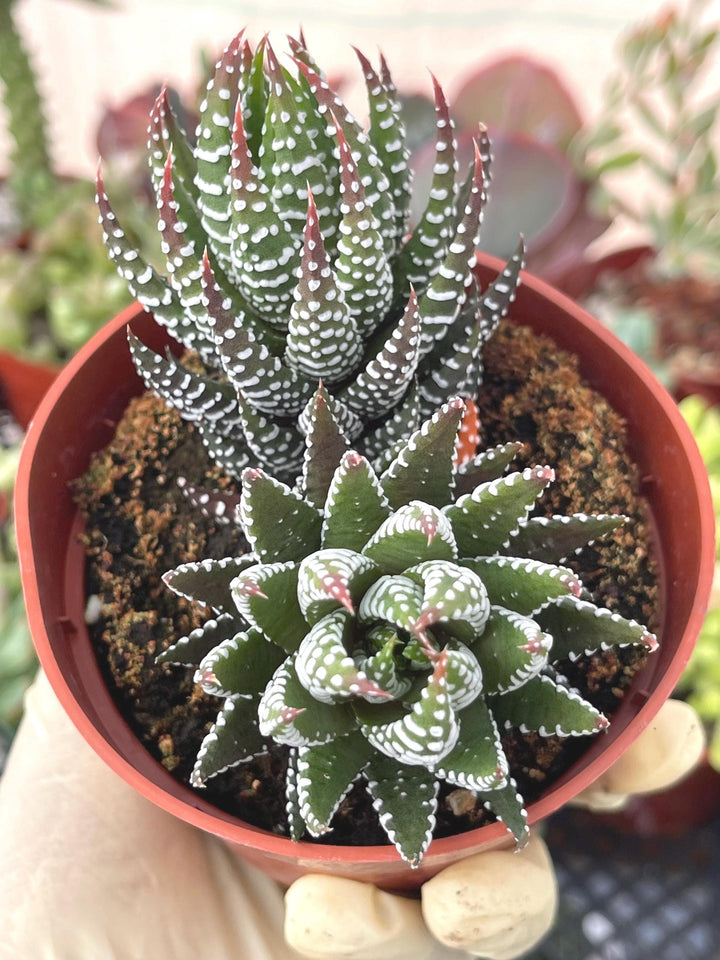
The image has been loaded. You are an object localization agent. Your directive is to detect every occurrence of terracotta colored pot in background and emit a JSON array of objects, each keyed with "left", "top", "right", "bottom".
[
  {"left": 0, "top": 350, "right": 58, "bottom": 431},
  {"left": 14, "top": 253, "right": 715, "bottom": 891}
]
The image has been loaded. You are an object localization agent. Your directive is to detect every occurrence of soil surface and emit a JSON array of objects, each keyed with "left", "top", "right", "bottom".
[{"left": 74, "top": 319, "right": 657, "bottom": 847}]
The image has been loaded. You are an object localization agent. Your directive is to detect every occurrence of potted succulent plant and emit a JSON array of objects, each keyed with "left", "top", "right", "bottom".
[{"left": 15, "top": 30, "right": 714, "bottom": 892}]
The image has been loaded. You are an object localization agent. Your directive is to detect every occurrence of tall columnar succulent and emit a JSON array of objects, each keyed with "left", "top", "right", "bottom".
[
  {"left": 96, "top": 31, "right": 524, "bottom": 483},
  {"left": 159, "top": 391, "right": 657, "bottom": 866}
]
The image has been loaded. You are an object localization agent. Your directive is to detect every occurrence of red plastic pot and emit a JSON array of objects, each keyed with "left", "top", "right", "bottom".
[
  {"left": 0, "top": 350, "right": 59, "bottom": 430},
  {"left": 14, "top": 252, "right": 715, "bottom": 891}
]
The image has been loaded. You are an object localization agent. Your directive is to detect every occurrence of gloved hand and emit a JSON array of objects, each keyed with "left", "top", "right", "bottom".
[{"left": 0, "top": 672, "right": 704, "bottom": 960}]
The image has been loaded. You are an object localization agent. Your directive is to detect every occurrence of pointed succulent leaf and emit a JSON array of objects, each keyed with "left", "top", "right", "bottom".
[
  {"left": 258, "top": 657, "right": 356, "bottom": 747},
  {"left": 436, "top": 697, "right": 508, "bottom": 791},
  {"left": 128, "top": 333, "right": 238, "bottom": 425},
  {"left": 238, "top": 38, "right": 268, "bottom": 164},
  {"left": 286, "top": 190, "right": 363, "bottom": 383},
  {"left": 455, "top": 441, "right": 524, "bottom": 496},
  {"left": 443, "top": 642, "right": 485, "bottom": 710},
  {"left": 332, "top": 120, "right": 394, "bottom": 336},
  {"left": 235, "top": 395, "right": 305, "bottom": 479},
  {"left": 380, "top": 398, "right": 465, "bottom": 509},
  {"left": 297, "top": 549, "right": 380, "bottom": 626},
  {"left": 157, "top": 613, "right": 240, "bottom": 667},
  {"left": 490, "top": 673, "right": 609, "bottom": 737},
  {"left": 190, "top": 694, "right": 266, "bottom": 787},
  {"left": 231, "top": 561, "right": 307, "bottom": 653},
  {"left": 195, "top": 34, "right": 245, "bottom": 274},
  {"left": 158, "top": 154, "right": 215, "bottom": 349},
  {"left": 365, "top": 754, "right": 439, "bottom": 866},
  {"left": 361, "top": 651, "right": 459, "bottom": 766},
  {"left": 355, "top": 48, "right": 411, "bottom": 245},
  {"left": 358, "top": 575, "right": 424, "bottom": 636},
  {"left": 417, "top": 145, "right": 485, "bottom": 358},
  {"left": 462, "top": 556, "right": 583, "bottom": 616},
  {"left": 195, "top": 422, "right": 251, "bottom": 480},
  {"left": 403, "top": 559, "right": 490, "bottom": 644},
  {"left": 444, "top": 465, "right": 555, "bottom": 557},
  {"left": 361, "top": 502, "right": 457, "bottom": 574},
  {"left": 507, "top": 513, "right": 627, "bottom": 564},
  {"left": 97, "top": 172, "right": 210, "bottom": 357},
  {"left": 262, "top": 42, "right": 335, "bottom": 237},
  {"left": 285, "top": 748, "right": 305, "bottom": 841},
  {"left": 195, "top": 627, "right": 286, "bottom": 698},
  {"left": 296, "top": 609, "right": 390, "bottom": 704},
  {"left": 394, "top": 76, "right": 457, "bottom": 296},
  {"left": 202, "top": 252, "right": 313, "bottom": 416},
  {"left": 298, "top": 385, "right": 364, "bottom": 441},
  {"left": 361, "top": 382, "right": 421, "bottom": 472},
  {"left": 176, "top": 478, "right": 242, "bottom": 528},
  {"left": 321, "top": 451, "right": 391, "bottom": 552},
  {"left": 299, "top": 383, "right": 352, "bottom": 510},
  {"left": 240, "top": 467, "right": 322, "bottom": 562},
  {"left": 295, "top": 61, "right": 396, "bottom": 255},
  {"left": 296, "top": 730, "right": 374, "bottom": 836},
  {"left": 471, "top": 605, "right": 552, "bottom": 695},
  {"left": 148, "top": 86, "right": 198, "bottom": 203},
  {"left": 455, "top": 398, "right": 481, "bottom": 466},
  {"left": 480, "top": 238, "right": 525, "bottom": 341},
  {"left": 417, "top": 283, "right": 483, "bottom": 416},
  {"left": 163, "top": 556, "right": 257, "bottom": 615},
  {"left": 360, "top": 635, "right": 413, "bottom": 700},
  {"left": 228, "top": 89, "right": 299, "bottom": 323},
  {"left": 535, "top": 595, "right": 658, "bottom": 662},
  {"left": 477, "top": 775, "right": 530, "bottom": 846},
  {"left": 341, "top": 288, "right": 421, "bottom": 421}
]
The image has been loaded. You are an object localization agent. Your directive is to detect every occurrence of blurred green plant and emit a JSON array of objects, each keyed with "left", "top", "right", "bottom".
[
  {"left": 675, "top": 395, "right": 720, "bottom": 771},
  {"left": 576, "top": 0, "right": 720, "bottom": 279}
]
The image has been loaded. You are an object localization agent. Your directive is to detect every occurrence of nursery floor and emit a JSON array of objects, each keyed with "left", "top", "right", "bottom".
[{"left": 529, "top": 807, "right": 720, "bottom": 960}]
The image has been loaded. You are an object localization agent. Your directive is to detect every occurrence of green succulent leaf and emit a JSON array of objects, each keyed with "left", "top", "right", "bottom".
[
  {"left": 163, "top": 556, "right": 257, "bottom": 615},
  {"left": 394, "top": 77, "right": 457, "bottom": 297},
  {"left": 359, "top": 635, "right": 413, "bottom": 700},
  {"left": 506, "top": 513, "right": 627, "bottom": 564},
  {"left": 361, "top": 382, "right": 421, "bottom": 472},
  {"left": 403, "top": 559, "right": 490, "bottom": 644},
  {"left": 477, "top": 775, "right": 530, "bottom": 846},
  {"left": 232, "top": 561, "right": 307, "bottom": 653},
  {"left": 361, "top": 502, "right": 457, "bottom": 574},
  {"left": 358, "top": 574, "right": 424, "bottom": 635},
  {"left": 286, "top": 191, "right": 363, "bottom": 384},
  {"left": 436, "top": 697, "right": 507, "bottom": 791},
  {"left": 176, "top": 478, "right": 242, "bottom": 528},
  {"left": 157, "top": 613, "right": 240, "bottom": 666},
  {"left": 148, "top": 86, "right": 198, "bottom": 204},
  {"left": 300, "top": 384, "right": 352, "bottom": 510},
  {"left": 455, "top": 441, "right": 524, "bottom": 495},
  {"left": 296, "top": 731, "right": 374, "bottom": 836},
  {"left": 471, "top": 605, "right": 553, "bottom": 695},
  {"left": 479, "top": 238, "right": 525, "bottom": 340},
  {"left": 444, "top": 465, "right": 554, "bottom": 557},
  {"left": 191, "top": 694, "right": 266, "bottom": 787},
  {"left": 340, "top": 288, "right": 421, "bottom": 422},
  {"left": 380, "top": 398, "right": 465, "bottom": 509},
  {"left": 365, "top": 753, "right": 439, "bottom": 867},
  {"left": 321, "top": 451, "right": 391, "bottom": 552},
  {"left": 240, "top": 468, "right": 322, "bottom": 562},
  {"left": 285, "top": 747, "right": 305, "bottom": 841},
  {"left": 361, "top": 651, "right": 459, "bottom": 767},
  {"left": 196, "top": 627, "right": 286, "bottom": 698},
  {"left": 463, "top": 556, "right": 583, "bottom": 616},
  {"left": 297, "top": 549, "right": 380, "bottom": 626},
  {"left": 258, "top": 657, "right": 356, "bottom": 747},
  {"left": 535, "top": 595, "right": 658, "bottom": 662},
  {"left": 490, "top": 673, "right": 609, "bottom": 737}
]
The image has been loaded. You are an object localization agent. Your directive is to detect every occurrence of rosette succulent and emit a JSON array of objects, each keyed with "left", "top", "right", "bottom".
[
  {"left": 159, "top": 391, "right": 657, "bottom": 866},
  {"left": 96, "top": 31, "right": 524, "bottom": 482}
]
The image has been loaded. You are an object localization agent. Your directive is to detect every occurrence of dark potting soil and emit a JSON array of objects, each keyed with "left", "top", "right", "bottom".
[{"left": 74, "top": 319, "right": 657, "bottom": 847}]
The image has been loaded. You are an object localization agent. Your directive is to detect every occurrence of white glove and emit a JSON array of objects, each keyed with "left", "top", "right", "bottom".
[{"left": 0, "top": 672, "right": 701, "bottom": 960}]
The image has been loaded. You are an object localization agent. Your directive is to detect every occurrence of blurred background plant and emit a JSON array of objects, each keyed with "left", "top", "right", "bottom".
[
  {"left": 675, "top": 396, "right": 720, "bottom": 772},
  {"left": 575, "top": 0, "right": 720, "bottom": 402}
]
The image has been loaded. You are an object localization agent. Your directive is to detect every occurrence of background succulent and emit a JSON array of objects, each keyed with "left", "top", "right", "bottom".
[
  {"left": 159, "top": 392, "right": 657, "bottom": 866},
  {"left": 96, "top": 31, "right": 524, "bottom": 484}
]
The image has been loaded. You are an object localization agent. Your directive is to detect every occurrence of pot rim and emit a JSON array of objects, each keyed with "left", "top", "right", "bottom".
[{"left": 15, "top": 252, "right": 716, "bottom": 876}]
